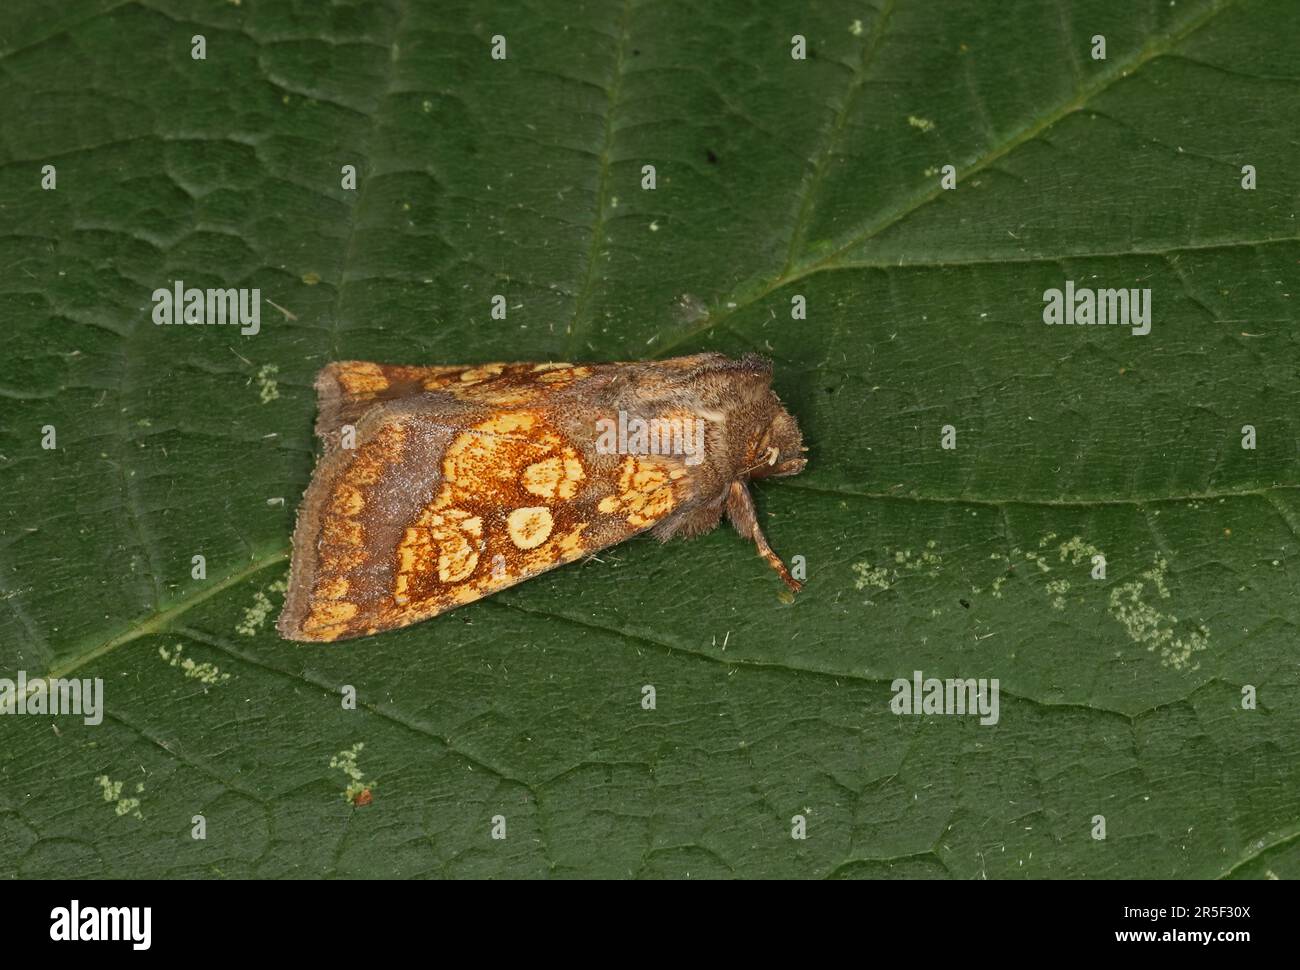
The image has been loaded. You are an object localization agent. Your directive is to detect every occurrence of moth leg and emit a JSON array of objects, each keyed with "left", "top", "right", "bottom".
[{"left": 725, "top": 480, "right": 802, "bottom": 592}]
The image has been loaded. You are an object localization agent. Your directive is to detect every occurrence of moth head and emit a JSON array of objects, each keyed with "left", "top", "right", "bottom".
[
  {"left": 673, "top": 354, "right": 806, "bottom": 481},
  {"left": 624, "top": 352, "right": 807, "bottom": 482},
  {"left": 746, "top": 403, "right": 806, "bottom": 480}
]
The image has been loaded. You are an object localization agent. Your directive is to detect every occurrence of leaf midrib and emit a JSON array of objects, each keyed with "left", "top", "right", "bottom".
[{"left": 653, "top": 0, "right": 1243, "bottom": 359}]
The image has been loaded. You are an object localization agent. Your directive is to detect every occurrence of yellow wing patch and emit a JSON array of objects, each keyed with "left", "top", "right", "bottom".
[
  {"left": 376, "top": 410, "right": 603, "bottom": 634},
  {"left": 318, "top": 361, "right": 597, "bottom": 422},
  {"left": 597, "top": 456, "right": 685, "bottom": 527}
]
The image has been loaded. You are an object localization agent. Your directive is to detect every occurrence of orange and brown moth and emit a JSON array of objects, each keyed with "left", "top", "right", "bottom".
[{"left": 277, "top": 353, "right": 807, "bottom": 642}]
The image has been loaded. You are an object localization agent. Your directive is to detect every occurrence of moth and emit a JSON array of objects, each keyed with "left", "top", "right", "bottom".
[{"left": 278, "top": 353, "right": 807, "bottom": 642}]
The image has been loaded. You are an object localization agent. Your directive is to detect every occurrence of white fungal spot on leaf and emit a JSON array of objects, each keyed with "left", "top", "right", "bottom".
[
  {"left": 96, "top": 774, "right": 143, "bottom": 819},
  {"left": 330, "top": 742, "right": 377, "bottom": 805},
  {"left": 159, "top": 643, "right": 231, "bottom": 685},
  {"left": 256, "top": 363, "right": 280, "bottom": 404},
  {"left": 1107, "top": 555, "right": 1209, "bottom": 670}
]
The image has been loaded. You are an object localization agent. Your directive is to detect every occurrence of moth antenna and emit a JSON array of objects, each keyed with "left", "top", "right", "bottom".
[{"left": 725, "top": 480, "right": 802, "bottom": 592}]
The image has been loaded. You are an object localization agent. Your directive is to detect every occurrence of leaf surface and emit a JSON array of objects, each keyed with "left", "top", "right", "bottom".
[{"left": 1, "top": 0, "right": 1297, "bottom": 878}]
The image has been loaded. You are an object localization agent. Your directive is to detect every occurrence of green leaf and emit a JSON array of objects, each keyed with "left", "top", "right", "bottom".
[{"left": 1, "top": 0, "right": 1297, "bottom": 879}]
